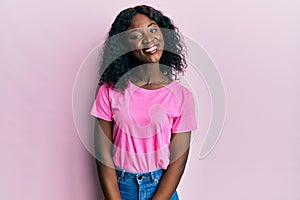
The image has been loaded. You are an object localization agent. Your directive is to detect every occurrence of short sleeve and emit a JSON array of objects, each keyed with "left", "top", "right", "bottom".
[
  {"left": 171, "top": 90, "right": 197, "bottom": 133},
  {"left": 90, "top": 84, "right": 113, "bottom": 121}
]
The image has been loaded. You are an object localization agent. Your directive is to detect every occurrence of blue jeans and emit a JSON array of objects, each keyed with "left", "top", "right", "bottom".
[{"left": 116, "top": 169, "right": 179, "bottom": 200}]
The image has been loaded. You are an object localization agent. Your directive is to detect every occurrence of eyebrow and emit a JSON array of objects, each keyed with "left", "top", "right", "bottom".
[
  {"left": 147, "top": 22, "right": 156, "bottom": 27},
  {"left": 127, "top": 22, "right": 157, "bottom": 34}
]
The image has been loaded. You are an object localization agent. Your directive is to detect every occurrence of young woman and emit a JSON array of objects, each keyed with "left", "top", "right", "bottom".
[{"left": 90, "top": 5, "right": 197, "bottom": 200}]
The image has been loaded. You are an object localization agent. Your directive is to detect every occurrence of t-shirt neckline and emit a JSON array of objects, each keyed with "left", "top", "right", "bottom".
[{"left": 128, "top": 79, "right": 176, "bottom": 92}]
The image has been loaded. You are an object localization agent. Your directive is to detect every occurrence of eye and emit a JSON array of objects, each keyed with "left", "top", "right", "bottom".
[
  {"left": 129, "top": 33, "right": 142, "bottom": 40},
  {"left": 150, "top": 28, "right": 158, "bottom": 33}
]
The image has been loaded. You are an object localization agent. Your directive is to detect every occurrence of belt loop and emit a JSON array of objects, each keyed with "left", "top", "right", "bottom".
[
  {"left": 150, "top": 171, "right": 155, "bottom": 184},
  {"left": 120, "top": 170, "right": 125, "bottom": 182}
]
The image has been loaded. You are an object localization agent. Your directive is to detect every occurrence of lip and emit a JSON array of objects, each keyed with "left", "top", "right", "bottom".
[{"left": 142, "top": 44, "right": 160, "bottom": 54}]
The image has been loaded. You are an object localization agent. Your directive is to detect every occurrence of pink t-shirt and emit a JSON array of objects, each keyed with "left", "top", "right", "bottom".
[{"left": 90, "top": 80, "right": 197, "bottom": 173}]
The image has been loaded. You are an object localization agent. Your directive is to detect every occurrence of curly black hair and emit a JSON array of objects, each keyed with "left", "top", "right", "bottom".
[{"left": 98, "top": 5, "right": 187, "bottom": 90}]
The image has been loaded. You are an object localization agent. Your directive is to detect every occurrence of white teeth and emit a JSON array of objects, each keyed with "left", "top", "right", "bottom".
[{"left": 145, "top": 46, "right": 157, "bottom": 52}]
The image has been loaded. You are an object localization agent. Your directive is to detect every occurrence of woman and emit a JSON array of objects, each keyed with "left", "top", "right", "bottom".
[{"left": 90, "top": 5, "right": 197, "bottom": 200}]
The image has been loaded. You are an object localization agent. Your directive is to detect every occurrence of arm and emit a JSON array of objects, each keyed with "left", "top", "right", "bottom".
[
  {"left": 151, "top": 131, "right": 191, "bottom": 200},
  {"left": 95, "top": 118, "right": 122, "bottom": 200}
]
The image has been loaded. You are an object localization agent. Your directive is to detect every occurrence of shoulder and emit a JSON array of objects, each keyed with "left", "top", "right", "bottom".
[
  {"left": 96, "top": 83, "right": 115, "bottom": 98},
  {"left": 170, "top": 80, "right": 194, "bottom": 99},
  {"left": 99, "top": 83, "right": 116, "bottom": 92}
]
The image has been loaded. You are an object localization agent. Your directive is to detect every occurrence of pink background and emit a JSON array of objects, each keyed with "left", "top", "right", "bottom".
[{"left": 1, "top": 0, "right": 299, "bottom": 199}]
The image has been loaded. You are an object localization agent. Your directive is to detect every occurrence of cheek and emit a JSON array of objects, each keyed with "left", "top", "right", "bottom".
[
  {"left": 127, "top": 40, "right": 142, "bottom": 50},
  {"left": 131, "top": 50, "right": 143, "bottom": 61},
  {"left": 160, "top": 39, "right": 165, "bottom": 49},
  {"left": 132, "top": 50, "right": 141, "bottom": 56},
  {"left": 157, "top": 34, "right": 164, "bottom": 48}
]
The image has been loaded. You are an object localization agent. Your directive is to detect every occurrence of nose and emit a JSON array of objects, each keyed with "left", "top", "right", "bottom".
[{"left": 142, "top": 33, "right": 153, "bottom": 45}]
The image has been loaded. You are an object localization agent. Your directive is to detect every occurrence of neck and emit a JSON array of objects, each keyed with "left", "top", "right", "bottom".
[{"left": 131, "top": 63, "right": 166, "bottom": 84}]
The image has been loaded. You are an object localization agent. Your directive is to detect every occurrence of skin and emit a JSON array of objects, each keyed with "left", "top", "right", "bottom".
[
  {"left": 126, "top": 13, "right": 168, "bottom": 90},
  {"left": 95, "top": 13, "right": 191, "bottom": 200},
  {"left": 127, "top": 13, "right": 164, "bottom": 65}
]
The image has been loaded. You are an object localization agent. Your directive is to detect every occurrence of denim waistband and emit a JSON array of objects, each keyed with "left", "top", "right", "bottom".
[{"left": 116, "top": 168, "right": 165, "bottom": 182}]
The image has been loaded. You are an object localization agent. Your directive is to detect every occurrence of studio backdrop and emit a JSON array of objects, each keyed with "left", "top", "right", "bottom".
[{"left": 1, "top": 0, "right": 299, "bottom": 200}]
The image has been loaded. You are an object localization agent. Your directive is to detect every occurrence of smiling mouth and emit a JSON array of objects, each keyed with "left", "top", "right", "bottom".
[{"left": 142, "top": 44, "right": 160, "bottom": 54}]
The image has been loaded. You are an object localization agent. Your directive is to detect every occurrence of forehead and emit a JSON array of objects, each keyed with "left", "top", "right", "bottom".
[{"left": 128, "top": 13, "right": 157, "bottom": 29}]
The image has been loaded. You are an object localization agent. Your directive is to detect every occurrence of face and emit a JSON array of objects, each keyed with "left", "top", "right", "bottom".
[{"left": 126, "top": 13, "right": 164, "bottom": 64}]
